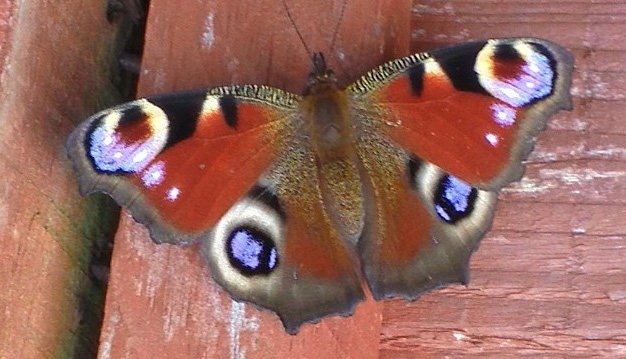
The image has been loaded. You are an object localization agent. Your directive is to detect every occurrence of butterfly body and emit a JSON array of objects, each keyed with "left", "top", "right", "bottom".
[
  {"left": 298, "top": 54, "right": 366, "bottom": 244},
  {"left": 67, "top": 38, "right": 573, "bottom": 334}
]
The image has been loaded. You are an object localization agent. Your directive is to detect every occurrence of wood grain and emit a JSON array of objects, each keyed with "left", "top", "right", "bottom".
[
  {"left": 380, "top": 1, "right": 626, "bottom": 358},
  {"left": 0, "top": 1, "right": 124, "bottom": 358},
  {"left": 98, "top": 1, "right": 411, "bottom": 358}
]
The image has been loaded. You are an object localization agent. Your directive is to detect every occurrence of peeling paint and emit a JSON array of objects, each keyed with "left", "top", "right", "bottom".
[
  {"left": 0, "top": 202, "right": 7, "bottom": 233},
  {"left": 608, "top": 290, "right": 626, "bottom": 302},
  {"left": 452, "top": 332, "right": 468, "bottom": 341},
  {"left": 542, "top": 168, "right": 625, "bottom": 185},
  {"left": 548, "top": 116, "right": 591, "bottom": 131},
  {"left": 506, "top": 167, "right": 624, "bottom": 196},
  {"left": 413, "top": 3, "right": 455, "bottom": 16},
  {"left": 587, "top": 146, "right": 626, "bottom": 159},
  {"left": 571, "top": 73, "right": 626, "bottom": 101},
  {"left": 613, "top": 344, "right": 626, "bottom": 355},
  {"left": 533, "top": 143, "right": 626, "bottom": 162},
  {"left": 202, "top": 13, "right": 215, "bottom": 49},
  {"left": 336, "top": 50, "right": 345, "bottom": 61},
  {"left": 228, "top": 301, "right": 259, "bottom": 359},
  {"left": 125, "top": 225, "right": 167, "bottom": 306},
  {"left": 163, "top": 299, "right": 186, "bottom": 342},
  {"left": 99, "top": 309, "right": 121, "bottom": 359},
  {"left": 411, "top": 28, "right": 426, "bottom": 39},
  {"left": 506, "top": 177, "right": 556, "bottom": 194},
  {"left": 144, "top": 250, "right": 166, "bottom": 308}
]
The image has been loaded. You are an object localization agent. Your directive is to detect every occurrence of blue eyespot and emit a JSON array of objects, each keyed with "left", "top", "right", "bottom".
[
  {"left": 434, "top": 175, "right": 477, "bottom": 223},
  {"left": 479, "top": 44, "right": 555, "bottom": 108},
  {"left": 86, "top": 108, "right": 167, "bottom": 174},
  {"left": 226, "top": 227, "right": 278, "bottom": 276}
]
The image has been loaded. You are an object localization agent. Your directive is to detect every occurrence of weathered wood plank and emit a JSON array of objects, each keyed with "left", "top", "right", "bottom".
[
  {"left": 0, "top": 1, "right": 124, "bottom": 358},
  {"left": 381, "top": 1, "right": 626, "bottom": 357}
]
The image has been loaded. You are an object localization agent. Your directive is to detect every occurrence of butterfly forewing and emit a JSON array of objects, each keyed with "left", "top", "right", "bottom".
[
  {"left": 349, "top": 38, "right": 573, "bottom": 189},
  {"left": 66, "top": 86, "right": 299, "bottom": 244}
]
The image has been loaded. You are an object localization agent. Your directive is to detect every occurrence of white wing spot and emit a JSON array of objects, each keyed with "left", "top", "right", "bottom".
[
  {"left": 502, "top": 87, "right": 520, "bottom": 100},
  {"left": 167, "top": 187, "right": 181, "bottom": 202},
  {"left": 202, "top": 96, "right": 221, "bottom": 116},
  {"left": 132, "top": 149, "right": 148, "bottom": 163},
  {"left": 103, "top": 135, "right": 114, "bottom": 146},
  {"left": 485, "top": 133, "right": 499, "bottom": 147}
]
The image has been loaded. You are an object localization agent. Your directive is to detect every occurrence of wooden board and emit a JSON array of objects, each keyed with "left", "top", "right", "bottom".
[
  {"left": 98, "top": 0, "right": 411, "bottom": 358},
  {"left": 380, "top": 1, "right": 626, "bottom": 358},
  {"left": 0, "top": 1, "right": 124, "bottom": 358}
]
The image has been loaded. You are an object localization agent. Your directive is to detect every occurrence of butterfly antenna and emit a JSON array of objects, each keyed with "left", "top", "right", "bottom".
[
  {"left": 282, "top": 0, "right": 313, "bottom": 59},
  {"left": 329, "top": 0, "right": 347, "bottom": 54}
]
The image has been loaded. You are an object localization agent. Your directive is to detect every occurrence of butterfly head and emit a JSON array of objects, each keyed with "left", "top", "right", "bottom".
[{"left": 305, "top": 53, "right": 338, "bottom": 94}]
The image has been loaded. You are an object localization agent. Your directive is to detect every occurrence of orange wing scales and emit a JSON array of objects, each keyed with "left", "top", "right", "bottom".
[
  {"left": 201, "top": 148, "right": 364, "bottom": 334},
  {"left": 357, "top": 134, "right": 433, "bottom": 265},
  {"left": 129, "top": 102, "right": 289, "bottom": 232},
  {"left": 272, "top": 144, "right": 360, "bottom": 280},
  {"left": 377, "top": 76, "right": 518, "bottom": 183}
]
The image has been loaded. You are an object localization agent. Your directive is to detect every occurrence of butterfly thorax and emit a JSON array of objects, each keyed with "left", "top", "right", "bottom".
[
  {"left": 304, "top": 84, "right": 353, "bottom": 160},
  {"left": 303, "top": 53, "right": 356, "bottom": 162}
]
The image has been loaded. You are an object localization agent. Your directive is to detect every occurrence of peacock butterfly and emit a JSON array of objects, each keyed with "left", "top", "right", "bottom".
[{"left": 66, "top": 38, "right": 573, "bottom": 334}]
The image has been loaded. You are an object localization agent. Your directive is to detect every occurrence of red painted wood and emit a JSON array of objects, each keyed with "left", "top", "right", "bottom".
[
  {"left": 381, "top": 1, "right": 626, "bottom": 358},
  {"left": 0, "top": 1, "right": 123, "bottom": 358},
  {"left": 98, "top": 1, "right": 411, "bottom": 357}
]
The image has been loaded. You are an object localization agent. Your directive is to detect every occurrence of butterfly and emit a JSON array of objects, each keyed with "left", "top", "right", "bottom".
[{"left": 66, "top": 38, "right": 573, "bottom": 334}]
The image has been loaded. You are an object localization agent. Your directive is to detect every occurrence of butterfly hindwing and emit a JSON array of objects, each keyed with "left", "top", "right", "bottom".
[
  {"left": 198, "top": 91, "right": 369, "bottom": 332},
  {"left": 357, "top": 139, "right": 498, "bottom": 299},
  {"left": 201, "top": 171, "right": 364, "bottom": 334}
]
